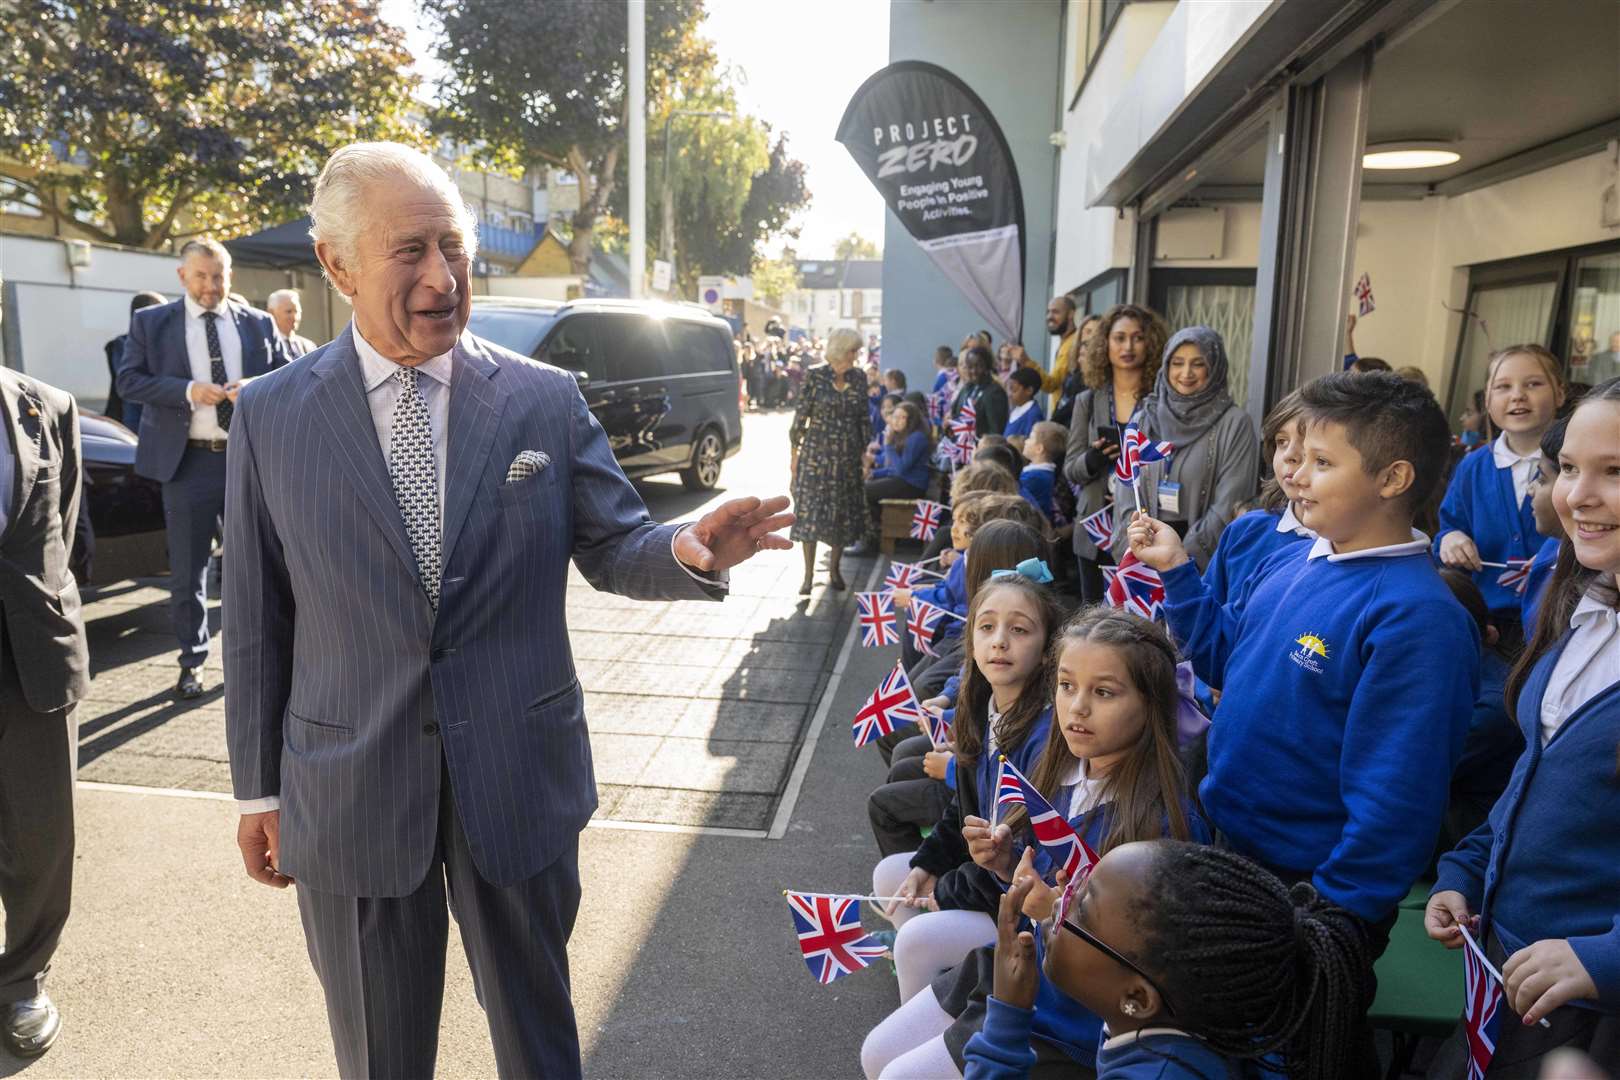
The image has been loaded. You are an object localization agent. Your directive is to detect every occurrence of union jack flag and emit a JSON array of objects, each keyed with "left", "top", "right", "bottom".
[
  {"left": 1461, "top": 928, "right": 1503, "bottom": 1080},
  {"left": 906, "top": 599, "right": 946, "bottom": 657},
  {"left": 922, "top": 705, "right": 952, "bottom": 747},
  {"left": 1497, "top": 559, "right": 1532, "bottom": 594},
  {"left": 1104, "top": 551, "right": 1165, "bottom": 620},
  {"left": 993, "top": 757, "right": 1101, "bottom": 884},
  {"left": 942, "top": 432, "right": 974, "bottom": 466},
  {"left": 1114, "top": 422, "right": 1174, "bottom": 484},
  {"left": 1079, "top": 503, "right": 1115, "bottom": 548},
  {"left": 1354, "top": 271, "right": 1376, "bottom": 317},
  {"left": 910, "top": 500, "right": 945, "bottom": 541},
  {"left": 884, "top": 562, "right": 921, "bottom": 591},
  {"left": 856, "top": 592, "right": 900, "bottom": 647},
  {"left": 949, "top": 398, "right": 977, "bottom": 438},
  {"left": 784, "top": 892, "right": 890, "bottom": 984},
  {"left": 853, "top": 662, "right": 924, "bottom": 747}
]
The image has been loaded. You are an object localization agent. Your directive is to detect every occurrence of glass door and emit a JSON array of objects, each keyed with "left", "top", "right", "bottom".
[
  {"left": 1567, "top": 249, "right": 1620, "bottom": 387},
  {"left": 1150, "top": 269, "right": 1258, "bottom": 409},
  {"left": 1445, "top": 278, "right": 1560, "bottom": 422}
]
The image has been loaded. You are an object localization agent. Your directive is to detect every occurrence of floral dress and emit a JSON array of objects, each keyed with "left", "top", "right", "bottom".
[{"left": 789, "top": 364, "right": 870, "bottom": 545}]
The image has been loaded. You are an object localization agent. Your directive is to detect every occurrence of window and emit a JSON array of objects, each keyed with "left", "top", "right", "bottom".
[
  {"left": 539, "top": 316, "right": 609, "bottom": 382},
  {"left": 1151, "top": 269, "right": 1258, "bottom": 408},
  {"left": 1569, "top": 250, "right": 1620, "bottom": 387},
  {"left": 466, "top": 308, "right": 558, "bottom": 359},
  {"left": 596, "top": 317, "right": 669, "bottom": 382},
  {"left": 662, "top": 322, "right": 732, "bottom": 375}
]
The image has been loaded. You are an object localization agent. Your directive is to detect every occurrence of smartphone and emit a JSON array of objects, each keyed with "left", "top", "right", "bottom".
[{"left": 1096, "top": 424, "right": 1120, "bottom": 448}]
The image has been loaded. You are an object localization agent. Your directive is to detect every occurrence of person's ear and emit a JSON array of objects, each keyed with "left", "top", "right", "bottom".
[
  {"left": 1119, "top": 978, "right": 1163, "bottom": 1024},
  {"left": 314, "top": 240, "right": 356, "bottom": 298},
  {"left": 1379, "top": 460, "right": 1416, "bottom": 502},
  {"left": 1486, "top": 624, "right": 1501, "bottom": 648}
]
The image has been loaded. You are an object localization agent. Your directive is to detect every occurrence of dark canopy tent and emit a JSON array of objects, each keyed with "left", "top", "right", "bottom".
[{"left": 225, "top": 217, "right": 319, "bottom": 269}]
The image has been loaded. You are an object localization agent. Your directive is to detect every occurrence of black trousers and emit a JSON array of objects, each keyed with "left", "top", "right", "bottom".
[
  {"left": 296, "top": 764, "right": 584, "bottom": 1080},
  {"left": 160, "top": 446, "right": 227, "bottom": 669},
  {"left": 868, "top": 736, "right": 951, "bottom": 856},
  {"left": 0, "top": 623, "right": 77, "bottom": 1005},
  {"left": 863, "top": 475, "right": 926, "bottom": 540}
]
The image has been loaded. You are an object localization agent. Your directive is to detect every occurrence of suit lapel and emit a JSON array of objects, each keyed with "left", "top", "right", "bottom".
[
  {"left": 166, "top": 302, "right": 191, "bottom": 380},
  {"left": 0, "top": 376, "right": 30, "bottom": 543},
  {"left": 440, "top": 336, "right": 506, "bottom": 571},
  {"left": 308, "top": 328, "right": 420, "bottom": 577},
  {"left": 230, "top": 303, "right": 268, "bottom": 377}
]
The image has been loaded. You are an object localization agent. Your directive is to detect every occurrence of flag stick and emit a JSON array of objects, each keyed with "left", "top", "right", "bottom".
[
  {"left": 1131, "top": 478, "right": 1142, "bottom": 514},
  {"left": 989, "top": 755, "right": 1004, "bottom": 833},
  {"left": 784, "top": 890, "right": 919, "bottom": 906},
  {"left": 1458, "top": 924, "right": 1551, "bottom": 1028},
  {"left": 1477, "top": 561, "right": 1522, "bottom": 569}
]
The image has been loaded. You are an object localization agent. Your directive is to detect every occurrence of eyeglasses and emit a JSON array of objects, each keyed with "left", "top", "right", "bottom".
[{"left": 1052, "top": 879, "right": 1177, "bottom": 1017}]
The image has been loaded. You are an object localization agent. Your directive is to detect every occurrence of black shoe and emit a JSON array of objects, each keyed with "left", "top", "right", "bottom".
[
  {"left": 828, "top": 574, "right": 848, "bottom": 592},
  {"left": 176, "top": 669, "right": 205, "bottom": 700},
  {"left": 843, "top": 539, "right": 876, "bottom": 556},
  {"left": 4, "top": 994, "right": 61, "bottom": 1058},
  {"left": 798, "top": 576, "right": 815, "bottom": 596}
]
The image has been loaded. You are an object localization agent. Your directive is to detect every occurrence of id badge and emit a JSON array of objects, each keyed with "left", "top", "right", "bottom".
[{"left": 1158, "top": 480, "right": 1182, "bottom": 517}]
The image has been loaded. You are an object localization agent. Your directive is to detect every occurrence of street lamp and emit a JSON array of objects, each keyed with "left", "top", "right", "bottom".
[{"left": 661, "top": 109, "right": 734, "bottom": 287}]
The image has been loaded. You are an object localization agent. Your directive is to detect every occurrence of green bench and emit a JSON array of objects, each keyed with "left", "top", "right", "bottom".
[{"left": 1369, "top": 883, "right": 1461, "bottom": 1079}]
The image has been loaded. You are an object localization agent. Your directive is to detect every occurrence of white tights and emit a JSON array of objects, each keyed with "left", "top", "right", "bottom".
[
  {"left": 872, "top": 853, "right": 998, "bottom": 1000},
  {"left": 861, "top": 986, "right": 960, "bottom": 1080}
]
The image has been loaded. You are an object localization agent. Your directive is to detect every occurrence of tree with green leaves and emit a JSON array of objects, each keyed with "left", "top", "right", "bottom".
[
  {"left": 750, "top": 246, "right": 801, "bottom": 311},
  {"left": 835, "top": 231, "right": 882, "bottom": 260},
  {"left": 425, "top": 0, "right": 710, "bottom": 276},
  {"left": 0, "top": 0, "right": 419, "bottom": 248}
]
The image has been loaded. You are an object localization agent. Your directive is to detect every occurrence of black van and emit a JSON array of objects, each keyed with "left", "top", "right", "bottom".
[{"left": 466, "top": 297, "right": 742, "bottom": 491}]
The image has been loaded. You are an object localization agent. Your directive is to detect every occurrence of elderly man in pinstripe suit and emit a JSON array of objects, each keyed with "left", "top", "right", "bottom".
[{"left": 223, "top": 142, "right": 792, "bottom": 1080}]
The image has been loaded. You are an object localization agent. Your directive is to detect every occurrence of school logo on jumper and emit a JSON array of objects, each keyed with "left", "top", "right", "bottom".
[{"left": 1289, "top": 632, "right": 1329, "bottom": 674}]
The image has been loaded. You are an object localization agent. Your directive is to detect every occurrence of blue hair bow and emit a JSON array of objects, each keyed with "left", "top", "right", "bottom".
[{"left": 989, "top": 557, "right": 1053, "bottom": 585}]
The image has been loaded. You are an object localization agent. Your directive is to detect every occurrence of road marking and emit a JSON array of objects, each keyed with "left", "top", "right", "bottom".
[
  {"left": 766, "top": 557, "right": 883, "bottom": 840},
  {"left": 78, "top": 780, "right": 771, "bottom": 839}
]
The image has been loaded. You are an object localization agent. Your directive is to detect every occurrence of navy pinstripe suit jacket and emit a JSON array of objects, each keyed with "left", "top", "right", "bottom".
[{"left": 224, "top": 326, "right": 722, "bottom": 897}]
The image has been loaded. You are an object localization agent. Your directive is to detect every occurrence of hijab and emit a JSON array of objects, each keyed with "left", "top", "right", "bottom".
[{"left": 1138, "top": 325, "right": 1236, "bottom": 448}]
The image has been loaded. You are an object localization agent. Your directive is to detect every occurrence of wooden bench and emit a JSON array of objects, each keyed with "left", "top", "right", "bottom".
[{"left": 878, "top": 469, "right": 948, "bottom": 554}]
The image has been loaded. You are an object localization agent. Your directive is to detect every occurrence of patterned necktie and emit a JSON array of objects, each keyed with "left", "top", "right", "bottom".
[
  {"left": 201, "top": 311, "right": 232, "bottom": 431},
  {"left": 388, "top": 367, "right": 441, "bottom": 611}
]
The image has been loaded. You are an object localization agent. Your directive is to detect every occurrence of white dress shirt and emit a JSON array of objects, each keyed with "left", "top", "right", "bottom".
[
  {"left": 1539, "top": 586, "right": 1620, "bottom": 746},
  {"left": 1306, "top": 530, "right": 1430, "bottom": 563},
  {"left": 1492, "top": 432, "right": 1542, "bottom": 507},
  {"left": 183, "top": 295, "right": 243, "bottom": 441}
]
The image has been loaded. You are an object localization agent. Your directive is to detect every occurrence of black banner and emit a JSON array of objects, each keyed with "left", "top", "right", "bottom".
[{"left": 837, "top": 61, "right": 1027, "bottom": 343}]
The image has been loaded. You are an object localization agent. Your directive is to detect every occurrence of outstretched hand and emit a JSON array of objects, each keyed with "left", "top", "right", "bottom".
[
  {"left": 1126, "top": 510, "right": 1191, "bottom": 572},
  {"left": 674, "top": 495, "right": 795, "bottom": 574}
]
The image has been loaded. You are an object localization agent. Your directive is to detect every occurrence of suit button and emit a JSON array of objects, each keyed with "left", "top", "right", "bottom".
[
  {"left": 423, "top": 722, "right": 439, "bottom": 735},
  {"left": 431, "top": 648, "right": 449, "bottom": 662}
]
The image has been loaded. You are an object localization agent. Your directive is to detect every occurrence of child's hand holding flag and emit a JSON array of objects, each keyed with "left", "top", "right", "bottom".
[
  {"left": 1126, "top": 509, "right": 1193, "bottom": 573},
  {"left": 962, "top": 813, "right": 1016, "bottom": 880}
]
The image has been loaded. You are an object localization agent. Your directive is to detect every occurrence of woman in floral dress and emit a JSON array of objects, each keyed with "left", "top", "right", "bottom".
[{"left": 789, "top": 328, "right": 870, "bottom": 594}]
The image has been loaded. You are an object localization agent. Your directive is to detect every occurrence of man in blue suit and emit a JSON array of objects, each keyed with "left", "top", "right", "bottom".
[
  {"left": 224, "top": 142, "right": 793, "bottom": 1079},
  {"left": 117, "top": 239, "right": 288, "bottom": 699}
]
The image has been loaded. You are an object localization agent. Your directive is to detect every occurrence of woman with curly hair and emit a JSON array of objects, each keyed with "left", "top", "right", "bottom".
[{"left": 1060, "top": 304, "right": 1168, "bottom": 602}]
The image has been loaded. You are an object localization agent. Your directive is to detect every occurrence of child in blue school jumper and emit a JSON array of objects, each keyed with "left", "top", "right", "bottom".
[
  {"left": 1201, "top": 390, "right": 1314, "bottom": 607},
  {"left": 1003, "top": 367, "right": 1046, "bottom": 442},
  {"left": 1520, "top": 417, "right": 1569, "bottom": 636},
  {"left": 1128, "top": 372, "right": 1479, "bottom": 941},
  {"left": 866, "top": 608, "right": 1209, "bottom": 1079},
  {"left": 1437, "top": 344, "right": 1566, "bottom": 631},
  {"left": 965, "top": 841, "right": 1367, "bottom": 1080},
  {"left": 1015, "top": 422, "right": 1066, "bottom": 523},
  {"left": 1426, "top": 378, "right": 1620, "bottom": 1076}
]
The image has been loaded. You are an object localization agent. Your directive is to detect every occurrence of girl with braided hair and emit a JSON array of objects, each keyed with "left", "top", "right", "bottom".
[{"left": 967, "top": 841, "right": 1370, "bottom": 1079}]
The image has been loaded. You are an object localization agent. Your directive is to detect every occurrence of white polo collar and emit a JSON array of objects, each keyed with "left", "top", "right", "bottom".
[
  {"left": 1492, "top": 431, "right": 1541, "bottom": 471},
  {"left": 1307, "top": 530, "right": 1430, "bottom": 563},
  {"left": 1277, "top": 504, "right": 1311, "bottom": 537}
]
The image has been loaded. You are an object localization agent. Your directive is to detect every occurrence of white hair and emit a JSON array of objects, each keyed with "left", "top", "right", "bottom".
[
  {"left": 265, "top": 288, "right": 300, "bottom": 309},
  {"left": 308, "top": 141, "right": 479, "bottom": 283},
  {"left": 826, "top": 327, "right": 863, "bottom": 363}
]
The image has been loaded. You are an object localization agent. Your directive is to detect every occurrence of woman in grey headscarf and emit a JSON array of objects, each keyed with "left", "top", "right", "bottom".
[{"left": 1108, "top": 326, "right": 1259, "bottom": 570}]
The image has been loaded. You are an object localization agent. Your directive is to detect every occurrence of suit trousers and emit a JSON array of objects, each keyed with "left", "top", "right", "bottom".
[
  {"left": 296, "top": 762, "right": 583, "bottom": 1080},
  {"left": 161, "top": 447, "right": 227, "bottom": 669},
  {"left": 0, "top": 621, "right": 77, "bottom": 1004}
]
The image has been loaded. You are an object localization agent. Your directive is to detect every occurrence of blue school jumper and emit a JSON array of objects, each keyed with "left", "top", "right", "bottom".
[
  {"left": 872, "top": 430, "right": 932, "bottom": 491},
  {"left": 1520, "top": 535, "right": 1562, "bottom": 636},
  {"left": 965, "top": 1008, "right": 1281, "bottom": 1079},
  {"left": 1019, "top": 463, "right": 1057, "bottom": 520},
  {"left": 1434, "top": 635, "right": 1620, "bottom": 1010},
  {"left": 914, "top": 557, "right": 968, "bottom": 641},
  {"left": 1004, "top": 400, "right": 1045, "bottom": 441},
  {"left": 1200, "top": 508, "right": 1311, "bottom": 607},
  {"left": 1162, "top": 539, "right": 1479, "bottom": 921},
  {"left": 1435, "top": 444, "right": 1545, "bottom": 616}
]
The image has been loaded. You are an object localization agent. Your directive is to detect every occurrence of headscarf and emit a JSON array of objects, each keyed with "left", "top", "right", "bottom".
[{"left": 1137, "top": 325, "right": 1236, "bottom": 449}]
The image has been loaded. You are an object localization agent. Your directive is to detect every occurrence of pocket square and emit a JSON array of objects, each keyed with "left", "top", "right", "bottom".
[{"left": 507, "top": 450, "right": 551, "bottom": 484}]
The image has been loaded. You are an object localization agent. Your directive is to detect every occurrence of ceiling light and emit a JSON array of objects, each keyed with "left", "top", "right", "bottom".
[{"left": 1363, "top": 142, "right": 1461, "bottom": 170}]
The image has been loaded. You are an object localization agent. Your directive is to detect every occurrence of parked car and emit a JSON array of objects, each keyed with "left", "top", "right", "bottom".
[
  {"left": 466, "top": 297, "right": 742, "bottom": 491},
  {"left": 74, "top": 411, "right": 167, "bottom": 585}
]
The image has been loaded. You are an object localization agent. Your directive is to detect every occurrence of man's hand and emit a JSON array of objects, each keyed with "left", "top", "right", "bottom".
[
  {"left": 992, "top": 849, "right": 1041, "bottom": 1010},
  {"left": 673, "top": 495, "right": 794, "bottom": 573},
  {"left": 1505, "top": 939, "right": 1598, "bottom": 1025},
  {"left": 1127, "top": 510, "right": 1191, "bottom": 572},
  {"left": 223, "top": 376, "right": 257, "bottom": 402},
  {"left": 190, "top": 382, "right": 229, "bottom": 406},
  {"left": 237, "top": 810, "right": 294, "bottom": 888}
]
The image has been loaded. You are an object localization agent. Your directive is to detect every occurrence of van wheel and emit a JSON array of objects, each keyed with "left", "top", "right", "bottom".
[{"left": 681, "top": 430, "right": 724, "bottom": 491}]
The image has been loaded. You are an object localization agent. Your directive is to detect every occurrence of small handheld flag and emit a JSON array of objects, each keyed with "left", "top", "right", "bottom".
[
  {"left": 855, "top": 592, "right": 901, "bottom": 647},
  {"left": 922, "top": 705, "right": 951, "bottom": 747},
  {"left": 1458, "top": 925, "right": 1504, "bottom": 1079},
  {"left": 906, "top": 599, "right": 946, "bottom": 657},
  {"left": 1355, "top": 272, "right": 1376, "bottom": 317},
  {"left": 1079, "top": 503, "right": 1114, "bottom": 549},
  {"left": 853, "top": 662, "right": 923, "bottom": 747},
  {"left": 1104, "top": 551, "right": 1166, "bottom": 620},
  {"left": 884, "top": 561, "right": 943, "bottom": 591},
  {"left": 949, "top": 398, "right": 977, "bottom": 438},
  {"left": 1496, "top": 559, "right": 1532, "bottom": 594},
  {"left": 784, "top": 892, "right": 890, "bottom": 984},
  {"left": 910, "top": 500, "right": 945, "bottom": 541},
  {"left": 993, "top": 756, "right": 1100, "bottom": 884}
]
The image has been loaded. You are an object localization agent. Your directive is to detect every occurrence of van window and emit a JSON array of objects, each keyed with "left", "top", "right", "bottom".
[
  {"left": 596, "top": 317, "right": 669, "bottom": 382},
  {"left": 666, "top": 322, "right": 734, "bottom": 375},
  {"left": 539, "top": 317, "right": 609, "bottom": 382}
]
